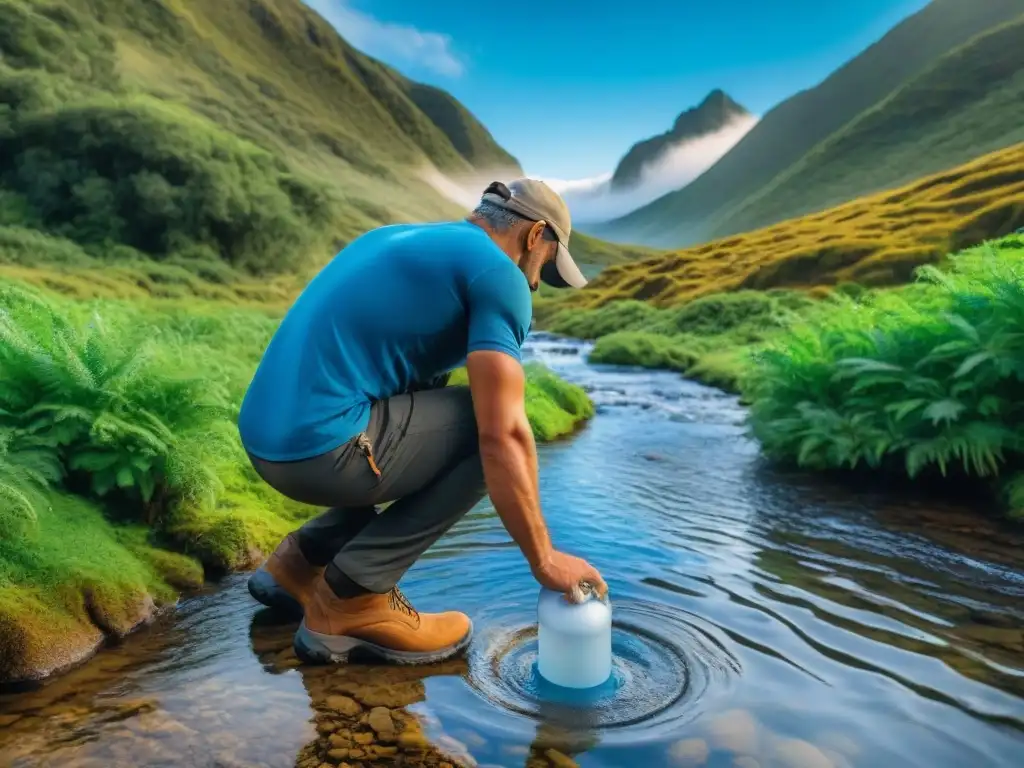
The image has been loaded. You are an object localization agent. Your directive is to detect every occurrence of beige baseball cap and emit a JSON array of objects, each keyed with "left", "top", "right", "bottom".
[{"left": 480, "top": 178, "right": 588, "bottom": 289}]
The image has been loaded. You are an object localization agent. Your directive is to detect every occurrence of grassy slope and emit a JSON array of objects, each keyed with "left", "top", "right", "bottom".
[
  {"left": 598, "top": 0, "right": 1024, "bottom": 247},
  {"left": 716, "top": 14, "right": 1024, "bottom": 238},
  {"left": 0, "top": 0, "right": 513, "bottom": 268},
  {"left": 0, "top": 0, "right": 638, "bottom": 294},
  {"left": 549, "top": 141, "right": 1024, "bottom": 310}
]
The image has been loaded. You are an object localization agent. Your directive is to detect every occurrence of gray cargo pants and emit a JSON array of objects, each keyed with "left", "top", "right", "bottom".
[{"left": 247, "top": 385, "right": 487, "bottom": 595}]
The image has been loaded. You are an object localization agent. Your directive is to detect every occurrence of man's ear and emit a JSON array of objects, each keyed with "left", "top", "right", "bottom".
[{"left": 526, "top": 220, "right": 547, "bottom": 250}]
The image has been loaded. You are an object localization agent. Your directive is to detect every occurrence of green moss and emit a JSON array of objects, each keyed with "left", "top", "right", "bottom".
[
  {"left": 589, "top": 332, "right": 700, "bottom": 373},
  {"left": 523, "top": 363, "right": 595, "bottom": 441},
  {"left": 0, "top": 491, "right": 191, "bottom": 682},
  {"left": 448, "top": 363, "right": 595, "bottom": 442}
]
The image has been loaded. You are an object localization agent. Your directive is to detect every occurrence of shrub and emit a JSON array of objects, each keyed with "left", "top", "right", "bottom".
[
  {"left": 0, "top": 95, "right": 332, "bottom": 274},
  {"left": 744, "top": 238, "right": 1024, "bottom": 482},
  {"left": 588, "top": 332, "right": 701, "bottom": 373},
  {"left": 0, "top": 285, "right": 238, "bottom": 526}
]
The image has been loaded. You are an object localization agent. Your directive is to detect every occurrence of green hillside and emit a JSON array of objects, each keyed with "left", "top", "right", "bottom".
[
  {"left": 714, "top": 14, "right": 1024, "bottom": 238},
  {"left": 0, "top": 0, "right": 523, "bottom": 284},
  {"left": 595, "top": 0, "right": 1024, "bottom": 247}
]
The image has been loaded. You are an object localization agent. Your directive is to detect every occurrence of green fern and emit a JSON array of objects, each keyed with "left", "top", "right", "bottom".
[{"left": 746, "top": 235, "right": 1024, "bottom": 492}]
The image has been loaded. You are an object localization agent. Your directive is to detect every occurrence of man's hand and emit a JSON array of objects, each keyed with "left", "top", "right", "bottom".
[{"left": 533, "top": 550, "right": 608, "bottom": 601}]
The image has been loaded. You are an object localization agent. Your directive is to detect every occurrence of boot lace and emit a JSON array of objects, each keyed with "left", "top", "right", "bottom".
[{"left": 388, "top": 586, "right": 419, "bottom": 621}]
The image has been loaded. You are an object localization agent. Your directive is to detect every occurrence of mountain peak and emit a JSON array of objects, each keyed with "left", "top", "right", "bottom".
[{"left": 611, "top": 90, "right": 751, "bottom": 191}]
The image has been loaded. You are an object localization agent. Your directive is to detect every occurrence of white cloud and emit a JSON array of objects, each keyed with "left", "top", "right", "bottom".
[
  {"left": 305, "top": 0, "right": 463, "bottom": 77},
  {"left": 540, "top": 114, "right": 760, "bottom": 224}
]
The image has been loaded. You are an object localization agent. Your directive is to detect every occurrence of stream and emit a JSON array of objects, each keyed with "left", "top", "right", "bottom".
[{"left": 2, "top": 333, "right": 1023, "bottom": 767}]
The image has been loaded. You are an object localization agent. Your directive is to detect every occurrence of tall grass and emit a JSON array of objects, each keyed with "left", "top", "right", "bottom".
[{"left": 745, "top": 236, "right": 1024, "bottom": 517}]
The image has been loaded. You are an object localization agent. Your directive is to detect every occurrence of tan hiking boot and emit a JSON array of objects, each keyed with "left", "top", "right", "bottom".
[
  {"left": 247, "top": 533, "right": 324, "bottom": 616},
  {"left": 293, "top": 576, "right": 473, "bottom": 665}
]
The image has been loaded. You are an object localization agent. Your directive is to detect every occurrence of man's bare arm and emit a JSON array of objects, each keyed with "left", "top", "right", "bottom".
[
  {"left": 466, "top": 350, "right": 607, "bottom": 598},
  {"left": 466, "top": 350, "right": 552, "bottom": 569}
]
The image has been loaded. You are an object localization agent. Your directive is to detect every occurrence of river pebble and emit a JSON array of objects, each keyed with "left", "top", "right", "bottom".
[
  {"left": 367, "top": 705, "right": 395, "bottom": 736},
  {"left": 768, "top": 738, "right": 834, "bottom": 768},
  {"left": 705, "top": 708, "right": 760, "bottom": 754},
  {"left": 545, "top": 748, "right": 580, "bottom": 767},
  {"left": 325, "top": 695, "right": 362, "bottom": 718},
  {"left": 669, "top": 737, "right": 710, "bottom": 766}
]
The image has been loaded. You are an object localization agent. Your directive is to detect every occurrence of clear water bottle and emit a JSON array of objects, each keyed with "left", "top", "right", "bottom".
[{"left": 536, "top": 585, "right": 612, "bottom": 689}]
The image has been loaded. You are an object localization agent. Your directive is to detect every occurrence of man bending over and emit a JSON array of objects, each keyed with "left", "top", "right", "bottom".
[{"left": 238, "top": 179, "right": 608, "bottom": 665}]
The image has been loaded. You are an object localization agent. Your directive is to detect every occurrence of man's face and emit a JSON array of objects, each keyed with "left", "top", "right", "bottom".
[{"left": 517, "top": 221, "right": 559, "bottom": 292}]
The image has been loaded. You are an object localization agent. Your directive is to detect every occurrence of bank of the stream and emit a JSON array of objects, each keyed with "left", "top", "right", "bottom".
[
  {"left": 2, "top": 333, "right": 1022, "bottom": 768},
  {"left": 0, "top": 281, "right": 594, "bottom": 687},
  {"left": 536, "top": 234, "right": 1024, "bottom": 520}
]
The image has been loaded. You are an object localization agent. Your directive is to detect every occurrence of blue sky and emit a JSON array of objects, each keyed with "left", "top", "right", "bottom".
[{"left": 307, "top": 0, "right": 931, "bottom": 181}]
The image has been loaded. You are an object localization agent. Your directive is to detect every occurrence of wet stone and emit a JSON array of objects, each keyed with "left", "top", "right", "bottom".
[
  {"left": 353, "top": 731, "right": 374, "bottom": 745},
  {"left": 398, "top": 731, "right": 431, "bottom": 749},
  {"left": 328, "top": 731, "right": 352, "bottom": 748},
  {"left": 324, "top": 695, "right": 362, "bottom": 718},
  {"left": 769, "top": 738, "right": 835, "bottom": 768},
  {"left": 669, "top": 738, "right": 709, "bottom": 767},
  {"left": 546, "top": 748, "right": 580, "bottom": 767},
  {"left": 705, "top": 709, "right": 759, "bottom": 755},
  {"left": 368, "top": 706, "right": 395, "bottom": 735}
]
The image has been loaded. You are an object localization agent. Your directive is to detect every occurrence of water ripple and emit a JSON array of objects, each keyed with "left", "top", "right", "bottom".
[{"left": 463, "top": 596, "right": 741, "bottom": 744}]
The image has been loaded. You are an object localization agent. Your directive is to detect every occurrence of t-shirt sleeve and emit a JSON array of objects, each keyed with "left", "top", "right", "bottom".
[{"left": 466, "top": 264, "right": 532, "bottom": 361}]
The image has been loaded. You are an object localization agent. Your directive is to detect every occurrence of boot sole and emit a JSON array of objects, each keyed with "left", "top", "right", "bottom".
[
  {"left": 247, "top": 568, "right": 303, "bottom": 618},
  {"left": 293, "top": 619, "right": 473, "bottom": 666}
]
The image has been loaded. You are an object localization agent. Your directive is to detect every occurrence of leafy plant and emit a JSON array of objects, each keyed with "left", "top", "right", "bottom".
[
  {"left": 0, "top": 285, "right": 237, "bottom": 524},
  {"left": 744, "top": 238, "right": 1024, "bottom": 485}
]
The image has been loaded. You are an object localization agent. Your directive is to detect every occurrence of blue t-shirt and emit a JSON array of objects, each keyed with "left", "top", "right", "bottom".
[{"left": 238, "top": 221, "right": 533, "bottom": 461}]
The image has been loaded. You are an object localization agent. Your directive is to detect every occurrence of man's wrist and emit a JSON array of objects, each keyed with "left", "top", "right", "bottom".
[{"left": 527, "top": 543, "right": 555, "bottom": 573}]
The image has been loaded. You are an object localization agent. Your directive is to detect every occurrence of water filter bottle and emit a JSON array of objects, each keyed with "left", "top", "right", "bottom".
[{"left": 536, "top": 585, "right": 612, "bottom": 689}]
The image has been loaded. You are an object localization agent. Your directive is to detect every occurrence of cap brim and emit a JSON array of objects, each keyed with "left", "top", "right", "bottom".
[{"left": 540, "top": 242, "right": 588, "bottom": 289}]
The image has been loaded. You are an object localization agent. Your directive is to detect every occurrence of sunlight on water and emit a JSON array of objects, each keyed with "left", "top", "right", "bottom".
[{"left": 2, "top": 334, "right": 1023, "bottom": 767}]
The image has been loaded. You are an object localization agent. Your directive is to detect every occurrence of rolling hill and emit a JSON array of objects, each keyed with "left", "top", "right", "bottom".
[
  {"left": 707, "top": 13, "right": 1024, "bottom": 238},
  {"left": 559, "top": 141, "right": 1024, "bottom": 310},
  {"left": 595, "top": 0, "right": 1024, "bottom": 247},
  {"left": 0, "top": 0, "right": 636, "bottom": 297}
]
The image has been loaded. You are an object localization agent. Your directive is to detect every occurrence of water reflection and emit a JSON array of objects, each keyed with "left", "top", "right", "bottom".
[{"left": 1, "top": 334, "right": 1023, "bottom": 767}]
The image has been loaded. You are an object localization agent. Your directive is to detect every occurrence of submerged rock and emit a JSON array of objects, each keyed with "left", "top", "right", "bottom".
[
  {"left": 768, "top": 738, "right": 834, "bottom": 768},
  {"left": 705, "top": 709, "right": 759, "bottom": 754},
  {"left": 324, "top": 695, "right": 362, "bottom": 718},
  {"left": 545, "top": 748, "right": 580, "bottom": 767},
  {"left": 669, "top": 737, "right": 709, "bottom": 766}
]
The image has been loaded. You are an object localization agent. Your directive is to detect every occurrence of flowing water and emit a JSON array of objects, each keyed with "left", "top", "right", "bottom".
[{"left": 2, "top": 333, "right": 1024, "bottom": 768}]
